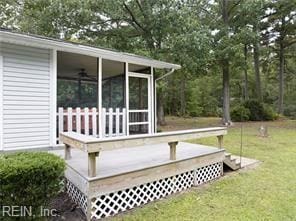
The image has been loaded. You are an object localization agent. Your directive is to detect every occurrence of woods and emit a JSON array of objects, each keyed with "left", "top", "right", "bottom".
[{"left": 1, "top": 0, "right": 295, "bottom": 124}]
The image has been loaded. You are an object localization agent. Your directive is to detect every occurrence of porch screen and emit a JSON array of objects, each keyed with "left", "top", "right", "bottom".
[
  {"left": 57, "top": 79, "right": 97, "bottom": 108},
  {"left": 102, "top": 75, "right": 125, "bottom": 109}
]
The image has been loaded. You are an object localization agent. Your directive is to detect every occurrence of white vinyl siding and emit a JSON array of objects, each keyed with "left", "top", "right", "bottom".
[
  {"left": 0, "top": 45, "right": 3, "bottom": 150},
  {"left": 1, "top": 43, "right": 51, "bottom": 149}
]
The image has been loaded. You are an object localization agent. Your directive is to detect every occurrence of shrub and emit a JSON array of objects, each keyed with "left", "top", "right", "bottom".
[
  {"left": 188, "top": 105, "right": 203, "bottom": 117},
  {"left": 284, "top": 104, "right": 296, "bottom": 119},
  {"left": 0, "top": 152, "right": 65, "bottom": 219},
  {"left": 243, "top": 100, "right": 265, "bottom": 121},
  {"left": 263, "top": 104, "right": 279, "bottom": 121},
  {"left": 231, "top": 100, "right": 278, "bottom": 122},
  {"left": 231, "top": 105, "right": 250, "bottom": 122}
]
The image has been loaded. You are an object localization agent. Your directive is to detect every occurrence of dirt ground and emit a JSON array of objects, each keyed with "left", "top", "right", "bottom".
[{"left": 49, "top": 193, "right": 86, "bottom": 221}]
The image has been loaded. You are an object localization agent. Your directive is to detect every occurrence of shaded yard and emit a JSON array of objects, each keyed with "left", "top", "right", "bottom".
[{"left": 111, "top": 117, "right": 296, "bottom": 221}]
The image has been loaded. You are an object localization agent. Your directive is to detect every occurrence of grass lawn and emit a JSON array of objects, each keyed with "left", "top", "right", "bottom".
[{"left": 113, "top": 117, "right": 296, "bottom": 221}]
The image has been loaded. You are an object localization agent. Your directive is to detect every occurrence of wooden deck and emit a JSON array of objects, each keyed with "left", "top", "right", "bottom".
[
  {"left": 55, "top": 127, "right": 227, "bottom": 220},
  {"left": 51, "top": 142, "right": 224, "bottom": 220},
  {"left": 52, "top": 142, "right": 224, "bottom": 180},
  {"left": 60, "top": 127, "right": 227, "bottom": 177}
]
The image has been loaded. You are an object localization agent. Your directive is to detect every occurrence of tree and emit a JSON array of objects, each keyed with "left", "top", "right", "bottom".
[
  {"left": 87, "top": 0, "right": 212, "bottom": 123},
  {"left": 208, "top": 0, "right": 243, "bottom": 125},
  {"left": 253, "top": 22, "right": 263, "bottom": 102},
  {"left": 0, "top": 0, "right": 19, "bottom": 28},
  {"left": 264, "top": 0, "right": 296, "bottom": 114},
  {"left": 1, "top": 0, "right": 295, "bottom": 120},
  {"left": 234, "top": 0, "right": 266, "bottom": 102}
]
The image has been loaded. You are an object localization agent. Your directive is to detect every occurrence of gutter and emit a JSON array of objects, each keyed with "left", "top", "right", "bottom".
[
  {"left": 154, "top": 68, "right": 176, "bottom": 132},
  {"left": 155, "top": 68, "right": 175, "bottom": 82}
]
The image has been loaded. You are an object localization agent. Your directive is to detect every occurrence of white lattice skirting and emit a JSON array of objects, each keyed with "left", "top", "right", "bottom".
[
  {"left": 65, "top": 179, "right": 88, "bottom": 214},
  {"left": 66, "top": 162, "right": 222, "bottom": 220}
]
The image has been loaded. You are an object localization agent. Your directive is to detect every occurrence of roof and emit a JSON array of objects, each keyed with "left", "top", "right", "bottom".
[{"left": 0, "top": 28, "right": 181, "bottom": 70}]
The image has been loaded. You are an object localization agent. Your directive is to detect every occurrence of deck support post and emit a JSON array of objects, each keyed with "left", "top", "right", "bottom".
[
  {"left": 220, "top": 161, "right": 224, "bottom": 176},
  {"left": 86, "top": 197, "right": 92, "bottom": 221},
  {"left": 88, "top": 152, "right": 98, "bottom": 177},
  {"left": 169, "top": 141, "right": 178, "bottom": 160},
  {"left": 64, "top": 144, "right": 71, "bottom": 160},
  {"left": 217, "top": 135, "right": 223, "bottom": 148}
]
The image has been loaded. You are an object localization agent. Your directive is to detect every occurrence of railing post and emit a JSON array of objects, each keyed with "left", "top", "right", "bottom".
[
  {"left": 109, "top": 108, "right": 113, "bottom": 137},
  {"left": 88, "top": 152, "right": 97, "bottom": 177},
  {"left": 122, "top": 108, "right": 126, "bottom": 136},
  {"left": 102, "top": 108, "right": 106, "bottom": 137},
  {"left": 92, "top": 107, "right": 97, "bottom": 136},
  {"left": 169, "top": 141, "right": 178, "bottom": 160},
  {"left": 65, "top": 144, "right": 71, "bottom": 160},
  {"left": 58, "top": 107, "right": 64, "bottom": 143},
  {"left": 67, "top": 107, "right": 72, "bottom": 132},
  {"left": 217, "top": 135, "right": 223, "bottom": 149},
  {"left": 76, "top": 108, "right": 81, "bottom": 134},
  {"left": 115, "top": 108, "right": 120, "bottom": 136},
  {"left": 84, "top": 108, "right": 89, "bottom": 135}
]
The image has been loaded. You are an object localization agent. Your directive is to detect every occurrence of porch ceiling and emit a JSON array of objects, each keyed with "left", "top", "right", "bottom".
[{"left": 57, "top": 51, "right": 148, "bottom": 79}]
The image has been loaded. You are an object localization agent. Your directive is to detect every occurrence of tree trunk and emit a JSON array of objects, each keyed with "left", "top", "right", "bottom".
[
  {"left": 244, "top": 44, "right": 249, "bottom": 100},
  {"left": 180, "top": 74, "right": 186, "bottom": 116},
  {"left": 157, "top": 89, "right": 166, "bottom": 126},
  {"left": 221, "top": 0, "right": 231, "bottom": 125},
  {"left": 278, "top": 16, "right": 286, "bottom": 115},
  {"left": 278, "top": 41, "right": 284, "bottom": 114},
  {"left": 253, "top": 26, "right": 262, "bottom": 101},
  {"left": 222, "top": 60, "right": 231, "bottom": 124}
]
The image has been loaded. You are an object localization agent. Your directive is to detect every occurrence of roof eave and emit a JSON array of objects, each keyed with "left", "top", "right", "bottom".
[{"left": 0, "top": 31, "right": 181, "bottom": 70}]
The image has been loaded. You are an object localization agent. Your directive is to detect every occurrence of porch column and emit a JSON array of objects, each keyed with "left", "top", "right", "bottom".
[
  {"left": 125, "top": 62, "right": 129, "bottom": 136},
  {"left": 98, "top": 57, "right": 103, "bottom": 138},
  {"left": 150, "top": 67, "right": 154, "bottom": 134},
  {"left": 50, "top": 49, "right": 57, "bottom": 146}
]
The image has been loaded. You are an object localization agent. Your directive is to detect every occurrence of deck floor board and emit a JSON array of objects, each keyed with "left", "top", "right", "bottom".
[{"left": 51, "top": 142, "right": 221, "bottom": 179}]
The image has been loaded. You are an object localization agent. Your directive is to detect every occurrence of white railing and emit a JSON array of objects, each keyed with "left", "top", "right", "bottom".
[
  {"left": 102, "top": 108, "right": 126, "bottom": 137},
  {"left": 57, "top": 107, "right": 126, "bottom": 143}
]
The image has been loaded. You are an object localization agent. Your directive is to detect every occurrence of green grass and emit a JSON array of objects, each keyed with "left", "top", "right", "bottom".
[{"left": 113, "top": 119, "right": 296, "bottom": 221}]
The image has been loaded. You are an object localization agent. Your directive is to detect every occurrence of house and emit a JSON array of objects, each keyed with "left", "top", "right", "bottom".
[
  {"left": 0, "top": 28, "right": 180, "bottom": 151},
  {"left": 0, "top": 29, "right": 234, "bottom": 220}
]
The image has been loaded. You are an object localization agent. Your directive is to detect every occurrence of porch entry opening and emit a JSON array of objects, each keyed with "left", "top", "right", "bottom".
[
  {"left": 101, "top": 59, "right": 125, "bottom": 137},
  {"left": 128, "top": 73, "right": 151, "bottom": 135}
]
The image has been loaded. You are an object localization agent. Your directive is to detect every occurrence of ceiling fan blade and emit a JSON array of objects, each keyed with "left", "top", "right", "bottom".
[{"left": 85, "top": 74, "right": 97, "bottom": 81}]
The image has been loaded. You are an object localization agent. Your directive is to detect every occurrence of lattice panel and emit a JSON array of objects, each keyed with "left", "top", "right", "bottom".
[
  {"left": 65, "top": 179, "right": 88, "bottom": 214},
  {"left": 90, "top": 163, "right": 222, "bottom": 220},
  {"left": 195, "top": 162, "right": 222, "bottom": 185}
]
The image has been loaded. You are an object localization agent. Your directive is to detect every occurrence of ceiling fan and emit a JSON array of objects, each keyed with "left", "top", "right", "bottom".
[{"left": 77, "top": 68, "right": 97, "bottom": 81}]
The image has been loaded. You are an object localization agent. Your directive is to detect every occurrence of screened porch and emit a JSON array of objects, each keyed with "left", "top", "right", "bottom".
[{"left": 56, "top": 51, "right": 154, "bottom": 142}]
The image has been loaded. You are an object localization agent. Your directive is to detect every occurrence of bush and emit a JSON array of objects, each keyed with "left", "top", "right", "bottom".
[
  {"left": 230, "top": 100, "right": 278, "bottom": 122},
  {"left": 284, "top": 104, "right": 296, "bottom": 119},
  {"left": 243, "top": 100, "right": 278, "bottom": 121},
  {"left": 231, "top": 105, "right": 250, "bottom": 122},
  {"left": 0, "top": 152, "right": 65, "bottom": 218},
  {"left": 243, "top": 100, "right": 265, "bottom": 121},
  {"left": 263, "top": 104, "right": 279, "bottom": 121}
]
